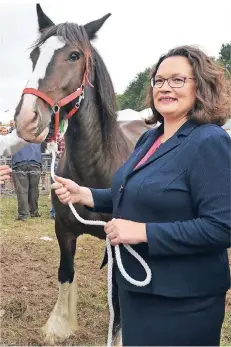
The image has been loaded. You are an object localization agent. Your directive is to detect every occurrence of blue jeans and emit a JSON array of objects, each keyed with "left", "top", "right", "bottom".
[{"left": 50, "top": 203, "right": 55, "bottom": 218}]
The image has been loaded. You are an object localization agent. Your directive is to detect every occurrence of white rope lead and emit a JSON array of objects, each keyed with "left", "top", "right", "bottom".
[{"left": 48, "top": 141, "right": 152, "bottom": 347}]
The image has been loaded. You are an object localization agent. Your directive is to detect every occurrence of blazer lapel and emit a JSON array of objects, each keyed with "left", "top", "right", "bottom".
[
  {"left": 134, "top": 135, "right": 181, "bottom": 172},
  {"left": 124, "top": 119, "right": 198, "bottom": 180},
  {"left": 122, "top": 125, "right": 163, "bottom": 180}
]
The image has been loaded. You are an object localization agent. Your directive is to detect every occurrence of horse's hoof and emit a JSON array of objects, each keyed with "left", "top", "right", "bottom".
[{"left": 41, "top": 317, "right": 75, "bottom": 345}]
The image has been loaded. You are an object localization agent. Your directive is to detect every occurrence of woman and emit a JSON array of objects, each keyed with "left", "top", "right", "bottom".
[{"left": 52, "top": 45, "right": 231, "bottom": 346}]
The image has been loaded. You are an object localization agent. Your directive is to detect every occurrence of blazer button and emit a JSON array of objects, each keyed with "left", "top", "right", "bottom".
[{"left": 119, "top": 184, "right": 124, "bottom": 193}]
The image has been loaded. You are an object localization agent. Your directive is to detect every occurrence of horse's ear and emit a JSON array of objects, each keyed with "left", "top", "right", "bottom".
[
  {"left": 84, "top": 13, "right": 111, "bottom": 40},
  {"left": 36, "top": 4, "right": 55, "bottom": 31}
]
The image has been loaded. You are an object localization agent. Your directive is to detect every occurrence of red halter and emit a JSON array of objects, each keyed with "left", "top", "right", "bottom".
[{"left": 22, "top": 53, "right": 93, "bottom": 141}]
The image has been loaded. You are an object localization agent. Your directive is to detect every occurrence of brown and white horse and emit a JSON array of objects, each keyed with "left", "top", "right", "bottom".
[{"left": 15, "top": 4, "right": 152, "bottom": 345}]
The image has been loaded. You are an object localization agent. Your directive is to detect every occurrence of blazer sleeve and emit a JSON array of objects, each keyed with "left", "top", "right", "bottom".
[
  {"left": 0, "top": 130, "right": 26, "bottom": 157},
  {"left": 87, "top": 129, "right": 154, "bottom": 214},
  {"left": 88, "top": 188, "right": 113, "bottom": 214},
  {"left": 146, "top": 132, "right": 231, "bottom": 256}
]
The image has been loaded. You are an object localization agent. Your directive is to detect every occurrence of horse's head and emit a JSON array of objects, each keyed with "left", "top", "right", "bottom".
[{"left": 15, "top": 4, "right": 111, "bottom": 142}]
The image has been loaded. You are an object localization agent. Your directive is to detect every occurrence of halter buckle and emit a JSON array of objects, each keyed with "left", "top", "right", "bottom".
[
  {"left": 52, "top": 104, "right": 60, "bottom": 114},
  {"left": 76, "top": 90, "right": 84, "bottom": 107}
]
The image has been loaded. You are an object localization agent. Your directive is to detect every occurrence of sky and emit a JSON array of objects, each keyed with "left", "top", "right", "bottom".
[{"left": 0, "top": 0, "right": 230, "bottom": 113}]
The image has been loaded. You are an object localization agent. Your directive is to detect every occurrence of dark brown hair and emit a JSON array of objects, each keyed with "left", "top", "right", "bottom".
[{"left": 146, "top": 45, "right": 231, "bottom": 125}]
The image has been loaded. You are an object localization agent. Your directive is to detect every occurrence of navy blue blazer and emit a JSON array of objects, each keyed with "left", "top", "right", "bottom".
[{"left": 90, "top": 120, "right": 231, "bottom": 297}]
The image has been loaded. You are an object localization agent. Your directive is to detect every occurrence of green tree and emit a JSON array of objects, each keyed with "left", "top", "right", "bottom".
[
  {"left": 117, "top": 67, "right": 151, "bottom": 111},
  {"left": 216, "top": 42, "right": 231, "bottom": 119},
  {"left": 217, "top": 42, "right": 231, "bottom": 73}
]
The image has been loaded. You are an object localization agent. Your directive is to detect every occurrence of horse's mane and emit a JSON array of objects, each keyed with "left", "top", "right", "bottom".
[
  {"left": 92, "top": 48, "right": 119, "bottom": 146},
  {"left": 33, "top": 22, "right": 120, "bottom": 154}
]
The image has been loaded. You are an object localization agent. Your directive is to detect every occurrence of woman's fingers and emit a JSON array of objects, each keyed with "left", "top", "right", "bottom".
[
  {"left": 110, "top": 238, "right": 120, "bottom": 246},
  {"left": 51, "top": 181, "right": 69, "bottom": 203},
  {"left": 106, "top": 230, "right": 117, "bottom": 241},
  {"left": 104, "top": 219, "right": 121, "bottom": 245},
  {"left": 54, "top": 175, "right": 70, "bottom": 185},
  {"left": 54, "top": 176, "right": 73, "bottom": 189},
  {"left": 61, "top": 196, "right": 71, "bottom": 204},
  {"left": 59, "top": 191, "right": 71, "bottom": 201},
  {"left": 51, "top": 182, "right": 62, "bottom": 190},
  {"left": 104, "top": 224, "right": 115, "bottom": 235},
  {"left": 55, "top": 186, "right": 68, "bottom": 196},
  {"left": 104, "top": 219, "right": 115, "bottom": 233},
  {"left": 52, "top": 176, "right": 80, "bottom": 204}
]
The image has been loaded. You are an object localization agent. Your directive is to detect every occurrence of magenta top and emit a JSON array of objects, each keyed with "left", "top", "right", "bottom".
[{"left": 134, "top": 135, "right": 162, "bottom": 170}]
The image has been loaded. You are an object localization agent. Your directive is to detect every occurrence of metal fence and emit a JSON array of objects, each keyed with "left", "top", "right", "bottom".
[{"left": 0, "top": 154, "right": 53, "bottom": 195}]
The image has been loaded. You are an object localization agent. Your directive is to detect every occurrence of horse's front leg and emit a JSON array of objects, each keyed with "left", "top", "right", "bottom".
[{"left": 42, "top": 222, "right": 78, "bottom": 345}]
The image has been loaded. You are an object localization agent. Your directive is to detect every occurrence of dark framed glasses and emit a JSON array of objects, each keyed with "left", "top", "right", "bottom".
[{"left": 151, "top": 76, "right": 195, "bottom": 88}]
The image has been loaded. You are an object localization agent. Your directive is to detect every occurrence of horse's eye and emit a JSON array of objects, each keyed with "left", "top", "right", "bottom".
[{"left": 69, "top": 52, "right": 80, "bottom": 62}]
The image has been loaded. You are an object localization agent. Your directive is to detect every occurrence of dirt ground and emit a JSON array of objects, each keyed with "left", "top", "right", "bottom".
[{"left": 0, "top": 195, "right": 230, "bottom": 346}]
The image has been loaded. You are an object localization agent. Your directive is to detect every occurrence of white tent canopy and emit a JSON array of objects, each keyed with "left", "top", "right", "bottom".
[
  {"left": 117, "top": 108, "right": 154, "bottom": 121},
  {"left": 117, "top": 108, "right": 141, "bottom": 121},
  {"left": 139, "top": 108, "right": 153, "bottom": 119}
]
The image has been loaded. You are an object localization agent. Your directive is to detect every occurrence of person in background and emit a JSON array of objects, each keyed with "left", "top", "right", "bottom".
[
  {"left": 52, "top": 45, "right": 231, "bottom": 346},
  {"left": 8, "top": 120, "right": 15, "bottom": 133},
  {"left": 0, "top": 126, "right": 8, "bottom": 135},
  {"left": 12, "top": 143, "right": 42, "bottom": 221}
]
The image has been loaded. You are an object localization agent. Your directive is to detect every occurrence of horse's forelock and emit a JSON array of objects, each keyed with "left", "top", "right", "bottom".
[
  {"left": 33, "top": 23, "right": 93, "bottom": 63},
  {"left": 31, "top": 23, "right": 94, "bottom": 82}
]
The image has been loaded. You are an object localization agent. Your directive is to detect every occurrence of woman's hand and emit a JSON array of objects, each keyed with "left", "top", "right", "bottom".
[
  {"left": 0, "top": 165, "right": 12, "bottom": 184},
  {"left": 51, "top": 176, "right": 94, "bottom": 207},
  {"left": 104, "top": 219, "right": 147, "bottom": 246}
]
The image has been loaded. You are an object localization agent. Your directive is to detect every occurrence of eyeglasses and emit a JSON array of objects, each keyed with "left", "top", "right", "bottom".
[{"left": 151, "top": 76, "right": 195, "bottom": 89}]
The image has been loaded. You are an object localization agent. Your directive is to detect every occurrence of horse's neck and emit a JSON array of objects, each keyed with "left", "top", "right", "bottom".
[{"left": 64, "top": 103, "right": 130, "bottom": 186}]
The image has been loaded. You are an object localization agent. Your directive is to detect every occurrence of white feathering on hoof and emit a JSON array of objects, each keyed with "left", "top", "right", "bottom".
[
  {"left": 42, "top": 280, "right": 77, "bottom": 345},
  {"left": 49, "top": 143, "right": 152, "bottom": 347}
]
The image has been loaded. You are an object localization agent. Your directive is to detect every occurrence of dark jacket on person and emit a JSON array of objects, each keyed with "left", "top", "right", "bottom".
[{"left": 90, "top": 120, "right": 231, "bottom": 297}]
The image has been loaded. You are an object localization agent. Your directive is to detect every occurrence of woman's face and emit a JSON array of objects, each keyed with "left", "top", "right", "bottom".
[{"left": 153, "top": 56, "right": 196, "bottom": 121}]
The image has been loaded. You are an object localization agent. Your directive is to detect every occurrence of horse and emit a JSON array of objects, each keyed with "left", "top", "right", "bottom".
[{"left": 15, "top": 4, "right": 152, "bottom": 345}]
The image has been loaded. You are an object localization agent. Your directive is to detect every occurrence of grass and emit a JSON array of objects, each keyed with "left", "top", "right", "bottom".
[
  {"left": 0, "top": 195, "right": 230, "bottom": 346},
  {"left": 0, "top": 195, "right": 108, "bottom": 345}
]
